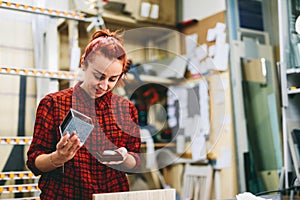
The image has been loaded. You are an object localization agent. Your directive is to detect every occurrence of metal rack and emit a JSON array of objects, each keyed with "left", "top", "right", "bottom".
[
  {"left": 0, "top": 66, "right": 78, "bottom": 80},
  {"left": 0, "top": 171, "right": 38, "bottom": 181},
  {"left": 0, "top": 183, "right": 39, "bottom": 194},
  {"left": 0, "top": 66, "right": 78, "bottom": 196},
  {"left": 0, "top": 1, "right": 88, "bottom": 22},
  {"left": 0, "top": 170, "right": 40, "bottom": 197},
  {"left": 0, "top": 135, "right": 40, "bottom": 198},
  {"left": 0, "top": 136, "right": 32, "bottom": 145},
  {"left": 0, "top": 2, "right": 89, "bottom": 199}
]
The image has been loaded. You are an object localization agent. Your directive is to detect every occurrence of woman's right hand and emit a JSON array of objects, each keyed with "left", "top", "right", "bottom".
[
  {"left": 35, "top": 131, "right": 82, "bottom": 172},
  {"left": 53, "top": 131, "right": 82, "bottom": 164}
]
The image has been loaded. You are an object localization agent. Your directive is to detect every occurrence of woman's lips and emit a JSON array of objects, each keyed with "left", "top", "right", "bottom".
[{"left": 95, "top": 88, "right": 104, "bottom": 95}]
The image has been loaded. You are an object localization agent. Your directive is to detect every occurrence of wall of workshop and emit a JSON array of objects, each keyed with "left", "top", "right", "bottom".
[{"left": 0, "top": 1, "right": 236, "bottom": 199}]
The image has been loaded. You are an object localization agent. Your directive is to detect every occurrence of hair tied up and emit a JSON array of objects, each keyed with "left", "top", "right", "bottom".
[{"left": 91, "top": 29, "right": 124, "bottom": 45}]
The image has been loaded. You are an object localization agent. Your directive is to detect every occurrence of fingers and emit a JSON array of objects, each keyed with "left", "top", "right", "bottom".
[
  {"left": 52, "top": 131, "right": 82, "bottom": 165},
  {"left": 65, "top": 132, "right": 81, "bottom": 151},
  {"left": 56, "top": 132, "right": 70, "bottom": 149},
  {"left": 117, "top": 147, "right": 127, "bottom": 156},
  {"left": 116, "top": 147, "right": 128, "bottom": 161},
  {"left": 101, "top": 147, "right": 128, "bottom": 165},
  {"left": 56, "top": 131, "right": 82, "bottom": 154}
]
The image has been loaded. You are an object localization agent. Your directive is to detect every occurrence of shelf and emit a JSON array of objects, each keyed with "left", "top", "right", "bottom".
[
  {"left": 3, "top": 198, "right": 40, "bottom": 200},
  {"left": 141, "top": 142, "right": 176, "bottom": 149},
  {"left": 0, "top": 66, "right": 78, "bottom": 80},
  {"left": 288, "top": 88, "right": 300, "bottom": 95},
  {"left": 0, "top": 1, "right": 88, "bottom": 22},
  {"left": 0, "top": 66, "right": 182, "bottom": 84},
  {"left": 0, "top": 171, "right": 39, "bottom": 181},
  {"left": 287, "top": 68, "right": 300, "bottom": 74},
  {"left": 0, "top": 136, "right": 32, "bottom": 145},
  {"left": 0, "top": 183, "right": 39, "bottom": 194},
  {"left": 126, "top": 73, "right": 179, "bottom": 85},
  {"left": 101, "top": 10, "right": 176, "bottom": 30}
]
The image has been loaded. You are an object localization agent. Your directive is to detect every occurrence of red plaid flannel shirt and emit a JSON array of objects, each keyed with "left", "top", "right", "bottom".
[{"left": 26, "top": 82, "right": 141, "bottom": 200}]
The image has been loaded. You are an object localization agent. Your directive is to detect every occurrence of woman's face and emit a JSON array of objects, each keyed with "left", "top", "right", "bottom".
[{"left": 80, "top": 54, "right": 123, "bottom": 99}]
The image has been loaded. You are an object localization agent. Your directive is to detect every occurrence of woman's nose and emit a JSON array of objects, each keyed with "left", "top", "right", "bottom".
[{"left": 98, "top": 79, "right": 108, "bottom": 90}]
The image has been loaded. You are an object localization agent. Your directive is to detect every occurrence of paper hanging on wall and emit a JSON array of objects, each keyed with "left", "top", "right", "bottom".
[
  {"left": 140, "top": 2, "right": 151, "bottom": 17},
  {"left": 150, "top": 4, "right": 159, "bottom": 19}
]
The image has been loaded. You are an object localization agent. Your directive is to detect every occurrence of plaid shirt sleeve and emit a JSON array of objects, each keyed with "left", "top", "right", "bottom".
[
  {"left": 106, "top": 94, "right": 142, "bottom": 173},
  {"left": 127, "top": 101, "right": 141, "bottom": 171},
  {"left": 26, "top": 95, "right": 58, "bottom": 175}
]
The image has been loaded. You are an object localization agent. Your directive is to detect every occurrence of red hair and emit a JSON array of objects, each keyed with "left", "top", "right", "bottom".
[{"left": 81, "top": 29, "right": 129, "bottom": 73}]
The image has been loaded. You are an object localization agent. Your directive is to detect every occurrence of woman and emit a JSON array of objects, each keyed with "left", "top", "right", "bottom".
[{"left": 26, "top": 29, "right": 141, "bottom": 199}]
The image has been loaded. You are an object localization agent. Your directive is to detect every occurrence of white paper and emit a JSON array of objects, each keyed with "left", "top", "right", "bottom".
[
  {"left": 195, "top": 44, "right": 208, "bottom": 61},
  {"left": 140, "top": 2, "right": 151, "bottom": 17},
  {"left": 167, "top": 90, "right": 177, "bottom": 105},
  {"left": 200, "top": 43, "right": 208, "bottom": 53},
  {"left": 168, "top": 116, "right": 177, "bottom": 128},
  {"left": 215, "top": 32, "right": 227, "bottom": 46},
  {"left": 208, "top": 45, "right": 216, "bottom": 57},
  {"left": 199, "top": 57, "right": 215, "bottom": 74},
  {"left": 191, "top": 134, "right": 206, "bottom": 161},
  {"left": 198, "top": 81, "right": 210, "bottom": 136},
  {"left": 186, "top": 33, "right": 198, "bottom": 55},
  {"left": 178, "top": 111, "right": 188, "bottom": 129},
  {"left": 215, "top": 22, "right": 226, "bottom": 34},
  {"left": 176, "top": 134, "right": 185, "bottom": 154},
  {"left": 167, "top": 106, "right": 176, "bottom": 116},
  {"left": 206, "top": 28, "right": 216, "bottom": 42},
  {"left": 213, "top": 43, "right": 229, "bottom": 71},
  {"left": 188, "top": 55, "right": 200, "bottom": 74},
  {"left": 150, "top": 4, "right": 159, "bottom": 19}
]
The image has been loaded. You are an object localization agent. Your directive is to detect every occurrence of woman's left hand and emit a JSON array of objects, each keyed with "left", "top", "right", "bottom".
[{"left": 101, "top": 147, "right": 128, "bottom": 165}]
